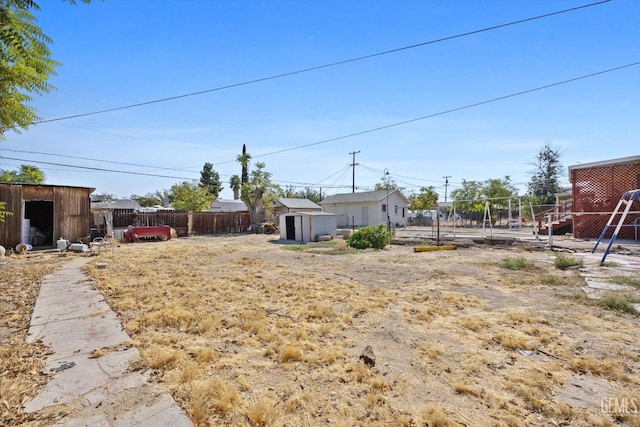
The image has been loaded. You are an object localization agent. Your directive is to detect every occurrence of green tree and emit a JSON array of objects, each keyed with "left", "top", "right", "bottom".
[
  {"left": 0, "top": 0, "right": 91, "bottom": 139},
  {"left": 0, "top": 164, "right": 45, "bottom": 183},
  {"left": 130, "top": 190, "right": 170, "bottom": 207},
  {"left": 229, "top": 174, "right": 241, "bottom": 200},
  {"left": 528, "top": 142, "right": 564, "bottom": 204},
  {"left": 374, "top": 181, "right": 401, "bottom": 191},
  {"left": 409, "top": 186, "right": 439, "bottom": 211},
  {"left": 240, "top": 161, "right": 279, "bottom": 225},
  {"left": 483, "top": 176, "right": 518, "bottom": 224},
  {"left": 0, "top": 201, "right": 12, "bottom": 222},
  {"left": 278, "top": 185, "right": 297, "bottom": 198},
  {"left": 170, "top": 181, "right": 212, "bottom": 211},
  {"left": 199, "top": 162, "right": 222, "bottom": 198},
  {"left": 374, "top": 171, "right": 399, "bottom": 192},
  {"left": 451, "top": 177, "right": 520, "bottom": 224},
  {"left": 450, "top": 179, "right": 484, "bottom": 214},
  {"left": 483, "top": 176, "right": 518, "bottom": 200},
  {"left": 299, "top": 187, "right": 323, "bottom": 204},
  {"left": 277, "top": 185, "right": 324, "bottom": 204}
]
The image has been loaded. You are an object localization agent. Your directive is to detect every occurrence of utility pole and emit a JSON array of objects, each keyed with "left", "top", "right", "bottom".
[
  {"left": 349, "top": 151, "right": 360, "bottom": 193},
  {"left": 384, "top": 168, "right": 390, "bottom": 231},
  {"left": 443, "top": 176, "right": 451, "bottom": 202}
]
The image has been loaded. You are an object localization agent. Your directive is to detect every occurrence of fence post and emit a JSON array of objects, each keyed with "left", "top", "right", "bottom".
[{"left": 187, "top": 212, "right": 193, "bottom": 236}]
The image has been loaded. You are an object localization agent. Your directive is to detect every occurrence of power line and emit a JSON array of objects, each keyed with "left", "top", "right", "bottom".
[
  {"left": 0, "top": 156, "right": 197, "bottom": 180},
  {"left": 7, "top": 60, "right": 638, "bottom": 184},
  {"left": 313, "top": 165, "right": 353, "bottom": 186},
  {"left": 0, "top": 152, "right": 354, "bottom": 190},
  {"left": 10, "top": 61, "right": 639, "bottom": 188},
  {"left": 359, "top": 164, "right": 445, "bottom": 186},
  {"left": 0, "top": 148, "right": 196, "bottom": 172},
  {"left": 251, "top": 60, "right": 640, "bottom": 159},
  {"left": 30, "top": 0, "right": 610, "bottom": 125}
]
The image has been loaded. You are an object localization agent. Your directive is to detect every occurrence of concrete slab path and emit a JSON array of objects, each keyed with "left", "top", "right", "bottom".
[
  {"left": 577, "top": 252, "right": 640, "bottom": 309},
  {"left": 24, "top": 256, "right": 193, "bottom": 426}
]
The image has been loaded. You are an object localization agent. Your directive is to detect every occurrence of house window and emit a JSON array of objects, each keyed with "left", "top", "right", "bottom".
[
  {"left": 382, "top": 204, "right": 386, "bottom": 212},
  {"left": 395, "top": 206, "right": 398, "bottom": 214}
]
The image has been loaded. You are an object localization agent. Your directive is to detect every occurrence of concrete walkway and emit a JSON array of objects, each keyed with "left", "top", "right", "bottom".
[
  {"left": 24, "top": 257, "right": 192, "bottom": 426},
  {"left": 577, "top": 251, "right": 640, "bottom": 310}
]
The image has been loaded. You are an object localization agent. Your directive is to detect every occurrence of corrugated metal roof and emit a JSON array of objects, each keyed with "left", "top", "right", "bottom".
[
  {"left": 276, "top": 198, "right": 321, "bottom": 209},
  {"left": 211, "top": 199, "right": 248, "bottom": 211},
  {"left": 91, "top": 199, "right": 141, "bottom": 210}
]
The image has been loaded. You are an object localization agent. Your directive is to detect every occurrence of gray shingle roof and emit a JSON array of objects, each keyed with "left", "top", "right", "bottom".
[
  {"left": 276, "top": 198, "right": 321, "bottom": 209},
  {"left": 320, "top": 190, "right": 408, "bottom": 204}
]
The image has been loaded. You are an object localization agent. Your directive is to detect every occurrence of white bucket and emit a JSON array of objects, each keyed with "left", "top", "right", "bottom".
[
  {"left": 57, "top": 238, "right": 69, "bottom": 250},
  {"left": 21, "top": 219, "right": 31, "bottom": 244},
  {"left": 16, "top": 243, "right": 33, "bottom": 253}
]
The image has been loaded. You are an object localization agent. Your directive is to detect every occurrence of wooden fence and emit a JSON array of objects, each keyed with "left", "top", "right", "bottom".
[{"left": 110, "top": 210, "right": 251, "bottom": 237}]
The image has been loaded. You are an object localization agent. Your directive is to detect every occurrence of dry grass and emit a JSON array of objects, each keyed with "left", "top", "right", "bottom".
[
  {"left": 4, "top": 235, "right": 640, "bottom": 426},
  {"left": 0, "top": 254, "right": 68, "bottom": 426}
]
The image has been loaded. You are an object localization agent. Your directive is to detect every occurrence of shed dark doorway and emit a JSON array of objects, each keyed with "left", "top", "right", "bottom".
[
  {"left": 286, "top": 216, "right": 296, "bottom": 240},
  {"left": 25, "top": 201, "right": 54, "bottom": 247}
]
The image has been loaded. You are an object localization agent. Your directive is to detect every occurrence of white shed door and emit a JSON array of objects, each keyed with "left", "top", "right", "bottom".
[
  {"left": 361, "top": 206, "right": 369, "bottom": 226},
  {"left": 294, "top": 215, "right": 303, "bottom": 241}
]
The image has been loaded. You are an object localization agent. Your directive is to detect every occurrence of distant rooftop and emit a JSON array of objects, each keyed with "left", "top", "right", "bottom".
[
  {"left": 91, "top": 199, "right": 141, "bottom": 210},
  {"left": 275, "top": 198, "right": 321, "bottom": 209}
]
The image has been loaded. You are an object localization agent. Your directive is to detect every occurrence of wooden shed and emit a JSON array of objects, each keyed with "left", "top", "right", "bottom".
[
  {"left": 279, "top": 212, "right": 337, "bottom": 242},
  {"left": 0, "top": 183, "right": 94, "bottom": 250}
]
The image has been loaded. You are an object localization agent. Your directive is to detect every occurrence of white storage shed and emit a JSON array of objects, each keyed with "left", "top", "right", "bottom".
[{"left": 279, "top": 212, "right": 337, "bottom": 242}]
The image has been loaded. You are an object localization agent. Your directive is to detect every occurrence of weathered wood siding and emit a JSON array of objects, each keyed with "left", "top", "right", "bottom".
[
  {"left": 53, "top": 186, "right": 92, "bottom": 244},
  {"left": 191, "top": 212, "right": 250, "bottom": 235},
  {"left": 111, "top": 210, "right": 250, "bottom": 236},
  {"left": 0, "top": 184, "right": 23, "bottom": 249},
  {"left": 0, "top": 183, "right": 93, "bottom": 250},
  {"left": 112, "top": 211, "right": 190, "bottom": 236}
]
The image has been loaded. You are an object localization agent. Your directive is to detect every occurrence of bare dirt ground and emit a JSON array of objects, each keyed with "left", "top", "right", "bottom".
[{"left": 2, "top": 233, "right": 640, "bottom": 426}]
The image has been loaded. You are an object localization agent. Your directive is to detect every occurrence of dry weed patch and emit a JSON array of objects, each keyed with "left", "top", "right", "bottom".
[
  {"left": 82, "top": 236, "right": 628, "bottom": 425},
  {"left": 0, "top": 255, "right": 70, "bottom": 426},
  {"left": 30, "top": 235, "right": 632, "bottom": 426},
  {"left": 245, "top": 397, "right": 281, "bottom": 426}
]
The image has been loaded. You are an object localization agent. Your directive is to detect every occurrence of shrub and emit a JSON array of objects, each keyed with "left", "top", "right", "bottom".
[
  {"left": 499, "top": 256, "right": 534, "bottom": 270},
  {"left": 554, "top": 253, "right": 583, "bottom": 270},
  {"left": 347, "top": 225, "right": 390, "bottom": 249},
  {"left": 595, "top": 293, "right": 639, "bottom": 314}
]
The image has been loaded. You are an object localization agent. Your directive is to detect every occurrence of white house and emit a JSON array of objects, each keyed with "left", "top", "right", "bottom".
[
  {"left": 210, "top": 199, "right": 248, "bottom": 213},
  {"left": 320, "top": 190, "right": 409, "bottom": 228},
  {"left": 279, "top": 212, "right": 337, "bottom": 242}
]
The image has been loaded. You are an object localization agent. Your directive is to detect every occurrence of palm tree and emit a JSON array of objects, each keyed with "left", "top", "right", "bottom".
[
  {"left": 237, "top": 144, "right": 251, "bottom": 185},
  {"left": 229, "top": 175, "right": 241, "bottom": 200}
]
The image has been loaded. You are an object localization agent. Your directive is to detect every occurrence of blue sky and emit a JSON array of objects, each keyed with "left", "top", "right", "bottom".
[{"left": 1, "top": 0, "right": 638, "bottom": 200}]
